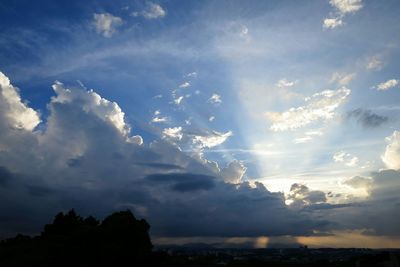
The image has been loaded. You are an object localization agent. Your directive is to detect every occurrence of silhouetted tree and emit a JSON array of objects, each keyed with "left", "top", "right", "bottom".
[{"left": 0, "top": 209, "right": 152, "bottom": 267}]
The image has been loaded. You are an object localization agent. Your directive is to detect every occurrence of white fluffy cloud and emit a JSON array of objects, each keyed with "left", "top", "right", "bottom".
[
  {"left": 162, "top": 127, "right": 183, "bottom": 140},
  {"left": 93, "top": 13, "right": 123, "bottom": 38},
  {"left": 287, "top": 183, "right": 327, "bottom": 208},
  {"left": 382, "top": 131, "right": 400, "bottom": 170},
  {"left": 132, "top": 2, "right": 166, "bottom": 19},
  {"left": 323, "top": 0, "right": 363, "bottom": 29},
  {"left": 329, "top": 0, "right": 363, "bottom": 14},
  {"left": 376, "top": 79, "right": 399, "bottom": 91},
  {"left": 52, "top": 81, "right": 142, "bottom": 144},
  {"left": 0, "top": 72, "right": 41, "bottom": 131},
  {"left": 208, "top": 93, "right": 222, "bottom": 104},
  {"left": 221, "top": 160, "right": 247, "bottom": 184},
  {"left": 266, "top": 87, "right": 350, "bottom": 131},
  {"left": 323, "top": 18, "right": 343, "bottom": 29}
]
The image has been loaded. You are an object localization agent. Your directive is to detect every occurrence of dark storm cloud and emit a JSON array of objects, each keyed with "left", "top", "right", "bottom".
[
  {"left": 346, "top": 108, "right": 388, "bottom": 128},
  {"left": 0, "top": 166, "right": 13, "bottom": 187},
  {"left": 133, "top": 162, "right": 183, "bottom": 170},
  {"left": 146, "top": 173, "right": 216, "bottom": 192}
]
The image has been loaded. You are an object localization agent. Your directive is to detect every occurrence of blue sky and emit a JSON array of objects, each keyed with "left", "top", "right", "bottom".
[{"left": 1, "top": 0, "right": 400, "bottom": 248}]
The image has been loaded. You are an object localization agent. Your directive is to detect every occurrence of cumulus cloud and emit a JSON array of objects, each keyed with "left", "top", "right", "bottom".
[
  {"left": 208, "top": 94, "right": 222, "bottom": 105},
  {"left": 376, "top": 79, "right": 399, "bottom": 91},
  {"left": 93, "top": 13, "right": 123, "bottom": 38},
  {"left": 382, "top": 131, "right": 400, "bottom": 170},
  {"left": 323, "top": 0, "right": 363, "bottom": 29},
  {"left": 132, "top": 2, "right": 166, "bottom": 20},
  {"left": 220, "top": 160, "right": 247, "bottom": 184},
  {"left": 323, "top": 18, "right": 343, "bottom": 29},
  {"left": 346, "top": 108, "right": 388, "bottom": 128},
  {"left": 266, "top": 87, "right": 350, "bottom": 131},
  {"left": 52, "top": 81, "right": 142, "bottom": 144},
  {"left": 287, "top": 183, "right": 327, "bottom": 208},
  {"left": 330, "top": 0, "right": 363, "bottom": 14},
  {"left": 162, "top": 127, "right": 183, "bottom": 140},
  {"left": 0, "top": 72, "right": 41, "bottom": 131}
]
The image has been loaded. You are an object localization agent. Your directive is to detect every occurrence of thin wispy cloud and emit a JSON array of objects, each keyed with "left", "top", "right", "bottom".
[
  {"left": 131, "top": 2, "right": 166, "bottom": 19},
  {"left": 266, "top": 88, "right": 350, "bottom": 131}
]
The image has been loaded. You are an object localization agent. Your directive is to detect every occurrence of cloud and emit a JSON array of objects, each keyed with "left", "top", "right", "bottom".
[
  {"left": 376, "top": 79, "right": 399, "bottom": 91},
  {"left": 343, "top": 176, "right": 372, "bottom": 190},
  {"left": 330, "top": 72, "right": 355, "bottom": 86},
  {"left": 323, "top": 18, "right": 343, "bottom": 29},
  {"left": 220, "top": 160, "right": 247, "bottom": 184},
  {"left": 293, "top": 130, "right": 323, "bottom": 144},
  {"left": 276, "top": 79, "right": 297, "bottom": 88},
  {"left": 179, "top": 82, "right": 190, "bottom": 88},
  {"left": 192, "top": 130, "right": 232, "bottom": 149},
  {"left": 208, "top": 116, "right": 215, "bottom": 122},
  {"left": 52, "top": 81, "right": 142, "bottom": 144},
  {"left": 132, "top": 2, "right": 166, "bottom": 20},
  {"left": 333, "top": 151, "right": 359, "bottom": 167},
  {"left": 162, "top": 127, "right": 183, "bottom": 140},
  {"left": 186, "top": 72, "right": 197, "bottom": 78},
  {"left": 0, "top": 72, "right": 41, "bottom": 131},
  {"left": 93, "top": 13, "right": 123, "bottom": 38},
  {"left": 208, "top": 94, "right": 222, "bottom": 105},
  {"left": 146, "top": 173, "right": 216, "bottom": 192},
  {"left": 287, "top": 183, "right": 327, "bottom": 208},
  {"left": 329, "top": 0, "right": 363, "bottom": 14},
  {"left": 151, "top": 110, "right": 168, "bottom": 123},
  {"left": 174, "top": 96, "right": 184, "bottom": 105},
  {"left": 266, "top": 87, "right": 350, "bottom": 131},
  {"left": 382, "top": 131, "right": 400, "bottom": 170},
  {"left": 346, "top": 109, "right": 388, "bottom": 128},
  {"left": 366, "top": 56, "right": 383, "bottom": 71},
  {"left": 323, "top": 0, "right": 363, "bottom": 29}
]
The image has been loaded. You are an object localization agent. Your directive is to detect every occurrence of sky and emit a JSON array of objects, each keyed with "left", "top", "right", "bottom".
[{"left": 0, "top": 0, "right": 400, "bottom": 248}]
